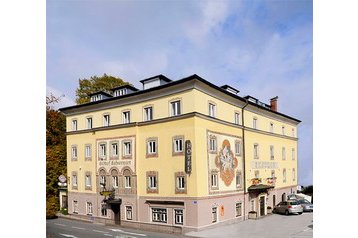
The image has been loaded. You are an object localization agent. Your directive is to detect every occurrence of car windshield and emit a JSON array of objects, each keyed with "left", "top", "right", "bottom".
[{"left": 289, "top": 201, "right": 299, "bottom": 205}]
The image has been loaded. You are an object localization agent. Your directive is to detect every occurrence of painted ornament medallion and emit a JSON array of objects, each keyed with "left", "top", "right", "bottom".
[{"left": 215, "top": 139, "right": 238, "bottom": 186}]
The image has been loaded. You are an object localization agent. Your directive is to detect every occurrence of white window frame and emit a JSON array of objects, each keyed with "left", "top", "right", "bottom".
[
  {"left": 103, "top": 114, "right": 110, "bottom": 127},
  {"left": 99, "top": 143, "right": 106, "bottom": 158},
  {"left": 85, "top": 145, "right": 91, "bottom": 158},
  {"left": 73, "top": 200, "right": 78, "bottom": 213},
  {"left": 148, "top": 176, "right": 157, "bottom": 189},
  {"left": 211, "top": 173, "right": 218, "bottom": 188},
  {"left": 71, "top": 146, "right": 77, "bottom": 159},
  {"left": 171, "top": 100, "right": 181, "bottom": 116},
  {"left": 283, "top": 169, "right": 287, "bottom": 183},
  {"left": 270, "top": 145, "right": 274, "bottom": 160},
  {"left": 144, "top": 106, "right": 153, "bottom": 121},
  {"left": 87, "top": 202, "right": 93, "bottom": 215},
  {"left": 173, "top": 137, "right": 183, "bottom": 153},
  {"left": 293, "top": 168, "right": 296, "bottom": 181},
  {"left": 253, "top": 118, "right": 258, "bottom": 129},
  {"left": 235, "top": 141, "right": 241, "bottom": 155},
  {"left": 282, "top": 147, "right": 286, "bottom": 160},
  {"left": 86, "top": 117, "right": 92, "bottom": 129},
  {"left": 111, "top": 143, "right": 118, "bottom": 157},
  {"left": 212, "top": 207, "right": 218, "bottom": 223},
  {"left": 208, "top": 103, "right": 216, "bottom": 117},
  {"left": 174, "top": 209, "right": 184, "bottom": 225},
  {"left": 176, "top": 176, "right": 185, "bottom": 190},
  {"left": 235, "top": 202, "right": 242, "bottom": 217},
  {"left": 101, "top": 202, "right": 107, "bottom": 217},
  {"left": 235, "top": 112, "right": 240, "bottom": 125},
  {"left": 292, "top": 148, "right": 296, "bottom": 160},
  {"left": 209, "top": 137, "right": 217, "bottom": 152},
  {"left": 100, "top": 175, "right": 106, "bottom": 187},
  {"left": 122, "top": 111, "right": 131, "bottom": 124},
  {"left": 124, "top": 176, "right": 131, "bottom": 188},
  {"left": 255, "top": 170, "right": 260, "bottom": 179},
  {"left": 72, "top": 119, "right": 77, "bottom": 131},
  {"left": 126, "top": 206, "right": 133, "bottom": 220},
  {"left": 254, "top": 143, "right": 259, "bottom": 159},
  {"left": 152, "top": 208, "right": 167, "bottom": 223},
  {"left": 236, "top": 171, "right": 242, "bottom": 187},
  {"left": 147, "top": 139, "right": 157, "bottom": 155},
  {"left": 72, "top": 174, "right": 78, "bottom": 187},
  {"left": 123, "top": 141, "right": 132, "bottom": 156},
  {"left": 85, "top": 174, "right": 92, "bottom": 187},
  {"left": 112, "top": 176, "right": 118, "bottom": 188}
]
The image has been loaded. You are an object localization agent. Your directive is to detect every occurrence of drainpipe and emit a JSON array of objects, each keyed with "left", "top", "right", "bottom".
[{"left": 241, "top": 99, "right": 249, "bottom": 219}]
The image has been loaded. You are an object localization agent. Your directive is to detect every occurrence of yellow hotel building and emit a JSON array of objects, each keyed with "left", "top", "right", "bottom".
[{"left": 59, "top": 74, "right": 300, "bottom": 233}]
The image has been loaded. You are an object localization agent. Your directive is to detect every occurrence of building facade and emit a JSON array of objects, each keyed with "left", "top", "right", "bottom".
[{"left": 59, "top": 74, "right": 300, "bottom": 233}]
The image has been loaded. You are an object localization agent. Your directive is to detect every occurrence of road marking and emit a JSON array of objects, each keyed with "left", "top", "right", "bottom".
[
  {"left": 104, "top": 234, "right": 113, "bottom": 237},
  {"left": 55, "top": 223, "right": 66, "bottom": 227},
  {"left": 72, "top": 226, "right": 85, "bottom": 230},
  {"left": 59, "top": 234, "right": 78, "bottom": 238},
  {"left": 109, "top": 229, "right": 146, "bottom": 237},
  {"left": 92, "top": 229, "right": 109, "bottom": 233},
  {"left": 303, "top": 228, "right": 312, "bottom": 232}
]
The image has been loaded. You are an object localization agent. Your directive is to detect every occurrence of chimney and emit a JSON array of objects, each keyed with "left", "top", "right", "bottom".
[{"left": 270, "top": 96, "right": 278, "bottom": 112}]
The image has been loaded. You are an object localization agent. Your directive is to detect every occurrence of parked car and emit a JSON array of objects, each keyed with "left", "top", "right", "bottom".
[
  {"left": 273, "top": 200, "right": 303, "bottom": 215},
  {"left": 297, "top": 199, "right": 313, "bottom": 212}
]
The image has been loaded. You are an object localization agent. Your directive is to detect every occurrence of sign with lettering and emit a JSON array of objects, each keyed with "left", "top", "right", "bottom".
[
  {"left": 185, "top": 140, "right": 192, "bottom": 174},
  {"left": 250, "top": 161, "right": 279, "bottom": 169}
]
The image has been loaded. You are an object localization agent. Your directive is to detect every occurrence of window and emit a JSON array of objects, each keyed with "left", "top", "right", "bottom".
[
  {"left": 270, "top": 145, "right": 274, "bottom": 160},
  {"left": 209, "top": 136, "right": 217, "bottom": 152},
  {"left": 99, "top": 143, "right": 106, "bottom": 158},
  {"left": 85, "top": 174, "right": 92, "bottom": 188},
  {"left": 126, "top": 206, "right": 133, "bottom": 220},
  {"left": 236, "top": 202, "right": 242, "bottom": 217},
  {"left": 85, "top": 145, "right": 92, "bottom": 159},
  {"left": 122, "top": 111, "right": 131, "bottom": 124},
  {"left": 72, "top": 173, "right": 78, "bottom": 188},
  {"left": 208, "top": 103, "right": 216, "bottom": 117},
  {"left": 123, "top": 141, "right": 132, "bottom": 156},
  {"left": 125, "top": 176, "right": 131, "bottom": 188},
  {"left": 86, "top": 117, "right": 92, "bottom": 129},
  {"left": 235, "top": 112, "right": 240, "bottom": 125},
  {"left": 235, "top": 141, "right": 241, "bottom": 156},
  {"left": 147, "top": 171, "right": 158, "bottom": 193},
  {"left": 292, "top": 148, "right": 296, "bottom": 160},
  {"left": 254, "top": 144, "right": 259, "bottom": 159},
  {"left": 73, "top": 200, "right": 78, "bottom": 213},
  {"left": 148, "top": 176, "right": 157, "bottom": 189},
  {"left": 211, "top": 173, "right": 218, "bottom": 188},
  {"left": 71, "top": 146, "right": 77, "bottom": 160},
  {"left": 152, "top": 208, "right": 167, "bottom": 223},
  {"left": 253, "top": 118, "right": 258, "bottom": 129},
  {"left": 103, "top": 114, "right": 110, "bottom": 127},
  {"left": 101, "top": 203, "right": 107, "bottom": 216},
  {"left": 282, "top": 125, "right": 285, "bottom": 135},
  {"left": 283, "top": 169, "right": 287, "bottom": 183},
  {"left": 282, "top": 147, "right": 286, "bottom": 160},
  {"left": 144, "top": 106, "right": 153, "bottom": 121},
  {"left": 174, "top": 209, "right": 184, "bottom": 225},
  {"left": 100, "top": 175, "right": 106, "bottom": 187},
  {"left": 292, "top": 128, "right": 295, "bottom": 137},
  {"left": 236, "top": 171, "right": 242, "bottom": 188},
  {"left": 270, "top": 122, "right": 274, "bottom": 133},
  {"left": 293, "top": 168, "right": 296, "bottom": 181},
  {"left": 87, "top": 202, "right": 93, "bottom": 215},
  {"left": 271, "top": 170, "right": 276, "bottom": 179},
  {"left": 111, "top": 143, "right": 118, "bottom": 157},
  {"left": 171, "top": 100, "right": 181, "bottom": 116},
  {"left": 72, "top": 119, "right": 77, "bottom": 131},
  {"left": 173, "top": 136, "right": 184, "bottom": 154},
  {"left": 112, "top": 176, "right": 118, "bottom": 188},
  {"left": 212, "top": 207, "right": 218, "bottom": 223},
  {"left": 147, "top": 138, "right": 157, "bottom": 156},
  {"left": 177, "top": 176, "right": 185, "bottom": 190}
]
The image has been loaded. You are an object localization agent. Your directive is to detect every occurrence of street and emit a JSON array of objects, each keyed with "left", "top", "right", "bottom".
[{"left": 47, "top": 212, "right": 313, "bottom": 238}]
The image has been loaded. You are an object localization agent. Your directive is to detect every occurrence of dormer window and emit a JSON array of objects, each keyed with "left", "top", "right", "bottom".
[
  {"left": 89, "top": 91, "right": 112, "bottom": 102},
  {"left": 140, "top": 75, "right": 172, "bottom": 90}
]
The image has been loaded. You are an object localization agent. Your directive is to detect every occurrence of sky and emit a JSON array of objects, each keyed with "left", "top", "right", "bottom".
[{"left": 47, "top": 0, "right": 313, "bottom": 186}]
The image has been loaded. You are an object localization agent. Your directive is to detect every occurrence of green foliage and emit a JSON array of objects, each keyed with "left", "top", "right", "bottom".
[
  {"left": 46, "top": 96, "right": 67, "bottom": 218},
  {"left": 75, "top": 73, "right": 129, "bottom": 104},
  {"left": 301, "top": 185, "right": 313, "bottom": 195},
  {"left": 60, "top": 207, "right": 68, "bottom": 215}
]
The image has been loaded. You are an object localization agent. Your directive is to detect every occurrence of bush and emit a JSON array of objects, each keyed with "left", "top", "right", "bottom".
[
  {"left": 46, "top": 196, "right": 59, "bottom": 219},
  {"left": 60, "top": 207, "right": 68, "bottom": 215}
]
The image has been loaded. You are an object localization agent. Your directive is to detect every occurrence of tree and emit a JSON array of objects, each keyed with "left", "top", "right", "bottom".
[
  {"left": 75, "top": 74, "right": 129, "bottom": 104},
  {"left": 46, "top": 94, "right": 67, "bottom": 218}
]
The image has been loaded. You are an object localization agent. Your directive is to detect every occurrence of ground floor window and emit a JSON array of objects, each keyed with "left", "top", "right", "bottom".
[
  {"left": 174, "top": 209, "right": 184, "bottom": 225},
  {"left": 152, "top": 208, "right": 167, "bottom": 223},
  {"left": 236, "top": 202, "right": 242, "bottom": 217},
  {"left": 126, "top": 206, "right": 133, "bottom": 220},
  {"left": 86, "top": 202, "right": 93, "bottom": 215},
  {"left": 212, "top": 207, "right": 218, "bottom": 223},
  {"left": 73, "top": 200, "right": 78, "bottom": 213}
]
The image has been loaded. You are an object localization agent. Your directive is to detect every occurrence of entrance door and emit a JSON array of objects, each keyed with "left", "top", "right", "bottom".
[
  {"left": 111, "top": 204, "right": 121, "bottom": 225},
  {"left": 260, "top": 196, "right": 265, "bottom": 216}
]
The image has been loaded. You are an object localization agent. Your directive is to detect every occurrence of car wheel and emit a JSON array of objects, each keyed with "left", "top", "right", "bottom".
[
  {"left": 285, "top": 210, "right": 289, "bottom": 216},
  {"left": 298, "top": 212, "right": 303, "bottom": 215}
]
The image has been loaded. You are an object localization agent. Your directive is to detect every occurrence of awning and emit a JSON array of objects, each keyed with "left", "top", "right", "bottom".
[
  {"left": 145, "top": 200, "right": 184, "bottom": 206},
  {"left": 248, "top": 184, "right": 274, "bottom": 193},
  {"left": 105, "top": 199, "right": 122, "bottom": 205}
]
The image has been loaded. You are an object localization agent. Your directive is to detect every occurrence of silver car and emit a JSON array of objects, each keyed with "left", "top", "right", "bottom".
[
  {"left": 273, "top": 200, "right": 303, "bottom": 215},
  {"left": 297, "top": 199, "right": 313, "bottom": 212}
]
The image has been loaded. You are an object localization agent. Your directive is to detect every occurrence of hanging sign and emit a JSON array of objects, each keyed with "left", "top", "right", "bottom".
[{"left": 185, "top": 140, "right": 192, "bottom": 174}]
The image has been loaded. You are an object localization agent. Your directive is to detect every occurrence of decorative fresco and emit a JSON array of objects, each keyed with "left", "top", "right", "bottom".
[{"left": 215, "top": 139, "right": 238, "bottom": 186}]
